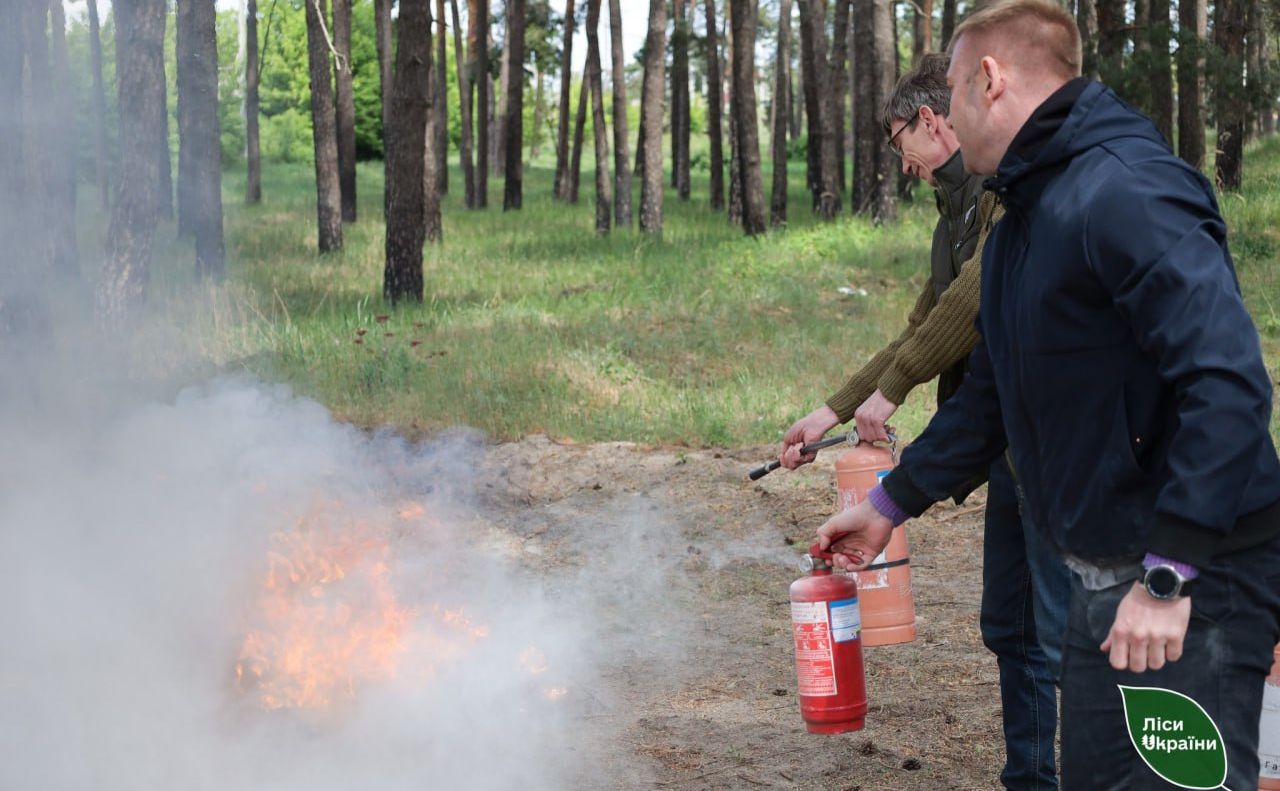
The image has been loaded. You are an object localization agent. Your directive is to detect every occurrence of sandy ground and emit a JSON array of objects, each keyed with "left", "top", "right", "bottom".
[{"left": 471, "top": 435, "right": 1014, "bottom": 790}]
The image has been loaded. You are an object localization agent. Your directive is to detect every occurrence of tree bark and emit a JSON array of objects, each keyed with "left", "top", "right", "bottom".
[
  {"left": 334, "top": 0, "right": 357, "bottom": 221},
  {"left": 569, "top": 76, "right": 588, "bottom": 201},
  {"left": 788, "top": 23, "right": 802, "bottom": 141},
  {"left": 246, "top": 0, "right": 262, "bottom": 202},
  {"left": 46, "top": 0, "right": 79, "bottom": 276},
  {"left": 798, "top": 0, "right": 839, "bottom": 218},
  {"left": 468, "top": 0, "right": 490, "bottom": 206},
  {"left": 384, "top": 0, "right": 433, "bottom": 303},
  {"left": 608, "top": 0, "right": 632, "bottom": 225},
  {"left": 436, "top": 0, "right": 449, "bottom": 194},
  {"left": 1213, "top": 0, "right": 1246, "bottom": 190},
  {"left": 585, "top": 0, "right": 612, "bottom": 232},
  {"left": 553, "top": 0, "right": 576, "bottom": 199},
  {"left": 503, "top": 0, "right": 526, "bottom": 210},
  {"left": 672, "top": 0, "right": 691, "bottom": 200},
  {"left": 870, "top": 0, "right": 896, "bottom": 222},
  {"left": 1147, "top": 0, "right": 1173, "bottom": 144},
  {"left": 730, "top": 0, "right": 766, "bottom": 235},
  {"left": 912, "top": 0, "right": 933, "bottom": 63},
  {"left": 176, "top": 0, "right": 225, "bottom": 277},
  {"left": 177, "top": 0, "right": 194, "bottom": 235},
  {"left": 87, "top": 0, "right": 111, "bottom": 210},
  {"left": 451, "top": 0, "right": 476, "bottom": 206},
  {"left": 639, "top": 0, "right": 666, "bottom": 233},
  {"left": 303, "top": 0, "right": 343, "bottom": 251},
  {"left": 726, "top": 0, "right": 742, "bottom": 224},
  {"left": 770, "top": 0, "right": 791, "bottom": 227},
  {"left": 1077, "top": 0, "right": 1099, "bottom": 79},
  {"left": 634, "top": 56, "right": 648, "bottom": 176},
  {"left": 830, "top": 0, "right": 850, "bottom": 195},
  {"left": 375, "top": 0, "right": 392, "bottom": 137},
  {"left": 155, "top": 8, "right": 173, "bottom": 223},
  {"left": 1176, "top": 0, "right": 1206, "bottom": 168},
  {"left": 102, "top": 0, "right": 167, "bottom": 322},
  {"left": 0, "top": 0, "right": 24, "bottom": 272},
  {"left": 941, "top": 0, "right": 956, "bottom": 49},
  {"left": 703, "top": 0, "right": 725, "bottom": 210},
  {"left": 1097, "top": 0, "right": 1125, "bottom": 85},
  {"left": 796, "top": 0, "right": 818, "bottom": 201}
]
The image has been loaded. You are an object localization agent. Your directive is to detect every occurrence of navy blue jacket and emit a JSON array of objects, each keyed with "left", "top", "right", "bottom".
[{"left": 882, "top": 81, "right": 1280, "bottom": 566}]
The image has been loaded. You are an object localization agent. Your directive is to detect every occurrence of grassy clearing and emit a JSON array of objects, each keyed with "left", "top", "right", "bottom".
[{"left": 132, "top": 139, "right": 1280, "bottom": 447}]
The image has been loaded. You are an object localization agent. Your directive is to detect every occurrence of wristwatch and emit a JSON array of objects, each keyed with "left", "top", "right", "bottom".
[{"left": 1142, "top": 563, "right": 1197, "bottom": 600}]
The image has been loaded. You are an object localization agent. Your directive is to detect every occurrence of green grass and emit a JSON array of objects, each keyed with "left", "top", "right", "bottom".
[{"left": 133, "top": 138, "right": 1280, "bottom": 447}]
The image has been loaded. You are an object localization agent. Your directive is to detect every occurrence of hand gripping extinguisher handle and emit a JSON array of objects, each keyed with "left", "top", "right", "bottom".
[
  {"left": 807, "top": 542, "right": 835, "bottom": 561},
  {"left": 747, "top": 432, "right": 858, "bottom": 481}
]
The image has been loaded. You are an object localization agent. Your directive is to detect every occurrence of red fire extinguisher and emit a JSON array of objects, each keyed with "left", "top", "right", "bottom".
[{"left": 790, "top": 542, "right": 868, "bottom": 734}]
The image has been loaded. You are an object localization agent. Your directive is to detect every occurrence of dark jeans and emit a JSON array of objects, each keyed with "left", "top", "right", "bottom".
[
  {"left": 982, "top": 458, "right": 1072, "bottom": 790},
  {"left": 1060, "top": 533, "right": 1280, "bottom": 790}
]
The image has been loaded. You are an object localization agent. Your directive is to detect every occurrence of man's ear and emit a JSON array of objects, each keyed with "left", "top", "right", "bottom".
[
  {"left": 918, "top": 105, "right": 939, "bottom": 135},
  {"left": 980, "top": 55, "right": 1006, "bottom": 103}
]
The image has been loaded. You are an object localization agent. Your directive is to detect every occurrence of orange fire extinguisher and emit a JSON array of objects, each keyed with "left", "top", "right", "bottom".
[
  {"left": 834, "top": 435, "right": 917, "bottom": 647},
  {"left": 790, "top": 542, "right": 868, "bottom": 734}
]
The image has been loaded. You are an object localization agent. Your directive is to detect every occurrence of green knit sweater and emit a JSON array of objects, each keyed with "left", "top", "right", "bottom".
[{"left": 826, "top": 191, "right": 1005, "bottom": 422}]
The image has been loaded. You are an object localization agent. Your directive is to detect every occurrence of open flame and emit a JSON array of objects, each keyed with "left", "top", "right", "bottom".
[
  {"left": 235, "top": 502, "right": 413, "bottom": 710},
  {"left": 234, "top": 499, "right": 569, "bottom": 711}
]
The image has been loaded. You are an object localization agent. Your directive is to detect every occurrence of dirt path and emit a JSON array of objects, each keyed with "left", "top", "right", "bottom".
[{"left": 472, "top": 436, "right": 1009, "bottom": 790}]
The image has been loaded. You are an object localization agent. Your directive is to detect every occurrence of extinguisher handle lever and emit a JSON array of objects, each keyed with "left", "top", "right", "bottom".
[{"left": 808, "top": 542, "right": 835, "bottom": 561}]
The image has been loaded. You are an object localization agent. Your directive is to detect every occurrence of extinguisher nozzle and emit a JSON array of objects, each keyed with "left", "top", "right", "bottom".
[{"left": 748, "top": 461, "right": 780, "bottom": 480}]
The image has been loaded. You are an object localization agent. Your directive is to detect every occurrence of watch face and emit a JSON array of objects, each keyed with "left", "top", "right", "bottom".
[{"left": 1146, "top": 566, "right": 1180, "bottom": 598}]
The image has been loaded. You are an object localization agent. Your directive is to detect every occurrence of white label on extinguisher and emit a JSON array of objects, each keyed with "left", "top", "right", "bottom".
[
  {"left": 830, "top": 597, "right": 861, "bottom": 643},
  {"left": 791, "top": 601, "right": 837, "bottom": 696},
  {"left": 1260, "top": 679, "right": 1280, "bottom": 778}
]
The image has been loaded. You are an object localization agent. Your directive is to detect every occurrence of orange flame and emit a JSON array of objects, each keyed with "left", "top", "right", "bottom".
[{"left": 235, "top": 504, "right": 414, "bottom": 710}]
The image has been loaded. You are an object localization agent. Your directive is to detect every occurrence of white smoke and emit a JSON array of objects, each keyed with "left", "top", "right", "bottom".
[{"left": 0, "top": 357, "right": 693, "bottom": 790}]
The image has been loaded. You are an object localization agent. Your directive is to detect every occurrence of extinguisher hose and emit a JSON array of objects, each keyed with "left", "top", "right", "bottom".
[{"left": 748, "top": 433, "right": 854, "bottom": 481}]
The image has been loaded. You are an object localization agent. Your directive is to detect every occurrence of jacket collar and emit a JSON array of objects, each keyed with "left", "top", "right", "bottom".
[
  {"left": 931, "top": 148, "right": 971, "bottom": 219},
  {"left": 985, "top": 78, "right": 1095, "bottom": 207}
]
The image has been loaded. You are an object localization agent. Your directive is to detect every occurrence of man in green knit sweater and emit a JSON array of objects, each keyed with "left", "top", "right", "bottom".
[{"left": 778, "top": 54, "right": 1072, "bottom": 790}]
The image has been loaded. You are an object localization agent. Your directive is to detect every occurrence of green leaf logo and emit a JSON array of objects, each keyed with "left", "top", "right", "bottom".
[{"left": 1118, "top": 685, "right": 1230, "bottom": 790}]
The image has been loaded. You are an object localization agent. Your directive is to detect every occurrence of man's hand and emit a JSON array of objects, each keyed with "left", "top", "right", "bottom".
[
  {"left": 854, "top": 389, "right": 898, "bottom": 444},
  {"left": 816, "top": 499, "right": 894, "bottom": 572},
  {"left": 1099, "top": 582, "right": 1192, "bottom": 673},
  {"left": 780, "top": 405, "right": 840, "bottom": 469}
]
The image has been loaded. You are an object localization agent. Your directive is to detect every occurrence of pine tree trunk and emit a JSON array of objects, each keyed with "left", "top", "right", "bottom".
[
  {"left": 634, "top": 60, "right": 648, "bottom": 176},
  {"left": 940, "top": 0, "right": 956, "bottom": 49},
  {"left": 468, "top": 0, "right": 490, "bottom": 206},
  {"left": 585, "top": 0, "right": 612, "bottom": 233},
  {"left": 730, "top": 0, "right": 766, "bottom": 235},
  {"left": 830, "top": 0, "right": 850, "bottom": 195},
  {"left": 246, "top": 0, "right": 262, "bottom": 203},
  {"left": 375, "top": 0, "right": 392, "bottom": 137},
  {"left": 703, "top": 0, "right": 725, "bottom": 210},
  {"left": 672, "top": 0, "right": 691, "bottom": 200},
  {"left": 156, "top": 8, "right": 173, "bottom": 222},
  {"left": 1177, "top": 0, "right": 1206, "bottom": 168},
  {"left": 436, "top": 0, "right": 448, "bottom": 194},
  {"left": 303, "top": 0, "right": 343, "bottom": 251},
  {"left": 46, "top": 0, "right": 79, "bottom": 277},
  {"left": 177, "top": 0, "right": 195, "bottom": 236},
  {"left": 102, "top": 0, "right": 167, "bottom": 322},
  {"left": 0, "top": 1, "right": 21, "bottom": 273},
  {"left": 494, "top": 24, "right": 509, "bottom": 177},
  {"left": 912, "top": 0, "right": 933, "bottom": 63},
  {"left": 1214, "top": 0, "right": 1246, "bottom": 190},
  {"left": 503, "top": 0, "right": 525, "bottom": 209},
  {"left": 788, "top": 29, "right": 802, "bottom": 141},
  {"left": 334, "top": 0, "right": 357, "bottom": 222},
  {"left": 384, "top": 0, "right": 433, "bottom": 302},
  {"left": 608, "top": 0, "right": 632, "bottom": 225},
  {"left": 797, "top": 0, "right": 818, "bottom": 202},
  {"left": 798, "top": 0, "right": 839, "bottom": 218},
  {"left": 871, "top": 0, "right": 896, "bottom": 222},
  {"left": 87, "top": 0, "right": 111, "bottom": 210},
  {"left": 175, "top": 0, "right": 225, "bottom": 277},
  {"left": 554, "top": 0, "right": 576, "bottom": 199},
  {"left": 770, "top": 0, "right": 791, "bottom": 227},
  {"left": 569, "top": 76, "right": 588, "bottom": 201},
  {"left": 1097, "top": 0, "right": 1125, "bottom": 85},
  {"left": 1148, "top": 0, "right": 1173, "bottom": 143},
  {"left": 1077, "top": 0, "right": 1099, "bottom": 79},
  {"left": 639, "top": 0, "right": 666, "bottom": 233},
  {"left": 726, "top": 0, "right": 742, "bottom": 224},
  {"left": 451, "top": 0, "right": 475, "bottom": 206}
]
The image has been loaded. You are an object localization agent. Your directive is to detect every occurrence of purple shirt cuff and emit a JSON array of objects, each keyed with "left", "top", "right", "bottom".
[
  {"left": 868, "top": 484, "right": 910, "bottom": 527},
  {"left": 1143, "top": 552, "right": 1200, "bottom": 580}
]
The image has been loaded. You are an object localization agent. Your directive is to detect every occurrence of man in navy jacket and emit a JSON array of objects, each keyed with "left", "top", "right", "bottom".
[{"left": 816, "top": 0, "right": 1280, "bottom": 787}]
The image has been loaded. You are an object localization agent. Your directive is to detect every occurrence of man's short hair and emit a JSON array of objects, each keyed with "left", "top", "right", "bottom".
[
  {"left": 881, "top": 53, "right": 952, "bottom": 136},
  {"left": 949, "top": 0, "right": 1083, "bottom": 79}
]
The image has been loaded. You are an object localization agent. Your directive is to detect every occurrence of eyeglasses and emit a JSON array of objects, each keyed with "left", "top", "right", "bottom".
[{"left": 886, "top": 106, "right": 922, "bottom": 158}]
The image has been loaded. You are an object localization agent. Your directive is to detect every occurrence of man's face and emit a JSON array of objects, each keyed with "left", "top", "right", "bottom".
[
  {"left": 887, "top": 107, "right": 956, "bottom": 187},
  {"left": 945, "top": 36, "right": 999, "bottom": 176}
]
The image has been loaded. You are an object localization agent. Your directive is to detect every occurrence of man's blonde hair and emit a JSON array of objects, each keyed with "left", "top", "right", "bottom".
[{"left": 949, "top": 0, "right": 1083, "bottom": 79}]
